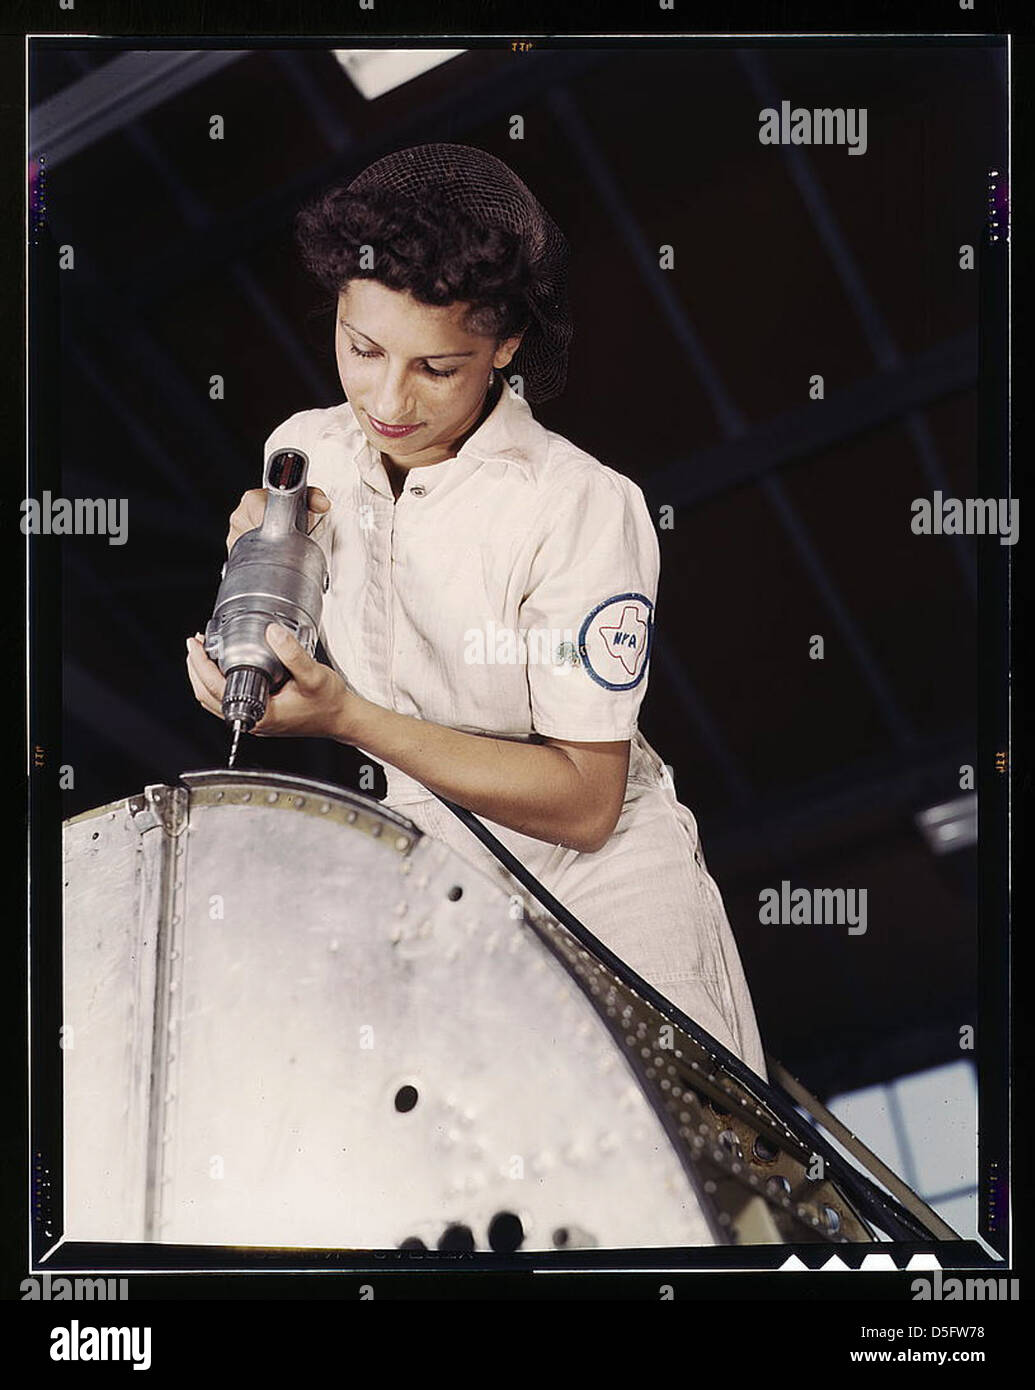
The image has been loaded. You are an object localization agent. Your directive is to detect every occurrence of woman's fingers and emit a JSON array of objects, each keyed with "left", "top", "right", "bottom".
[
  {"left": 226, "top": 486, "right": 331, "bottom": 552},
  {"left": 307, "top": 486, "right": 331, "bottom": 532},
  {"left": 185, "top": 636, "right": 226, "bottom": 716},
  {"left": 187, "top": 634, "right": 225, "bottom": 695},
  {"left": 226, "top": 488, "right": 269, "bottom": 553},
  {"left": 185, "top": 659, "right": 221, "bottom": 718}
]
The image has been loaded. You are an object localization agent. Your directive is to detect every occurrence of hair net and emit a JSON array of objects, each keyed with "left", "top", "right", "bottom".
[{"left": 346, "top": 143, "right": 573, "bottom": 403}]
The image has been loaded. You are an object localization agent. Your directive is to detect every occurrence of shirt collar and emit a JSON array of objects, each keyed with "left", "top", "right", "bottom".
[
  {"left": 325, "top": 381, "right": 545, "bottom": 496},
  {"left": 454, "top": 379, "right": 543, "bottom": 482}
]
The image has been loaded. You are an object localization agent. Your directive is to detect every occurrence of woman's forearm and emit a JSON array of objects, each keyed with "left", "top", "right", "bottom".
[{"left": 334, "top": 691, "right": 604, "bottom": 852}]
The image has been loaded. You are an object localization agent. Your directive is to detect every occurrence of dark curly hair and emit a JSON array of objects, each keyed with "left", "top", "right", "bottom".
[{"left": 294, "top": 187, "right": 533, "bottom": 345}]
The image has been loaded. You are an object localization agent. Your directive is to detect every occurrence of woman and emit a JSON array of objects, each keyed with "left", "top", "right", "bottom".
[{"left": 186, "top": 143, "right": 767, "bottom": 1079}]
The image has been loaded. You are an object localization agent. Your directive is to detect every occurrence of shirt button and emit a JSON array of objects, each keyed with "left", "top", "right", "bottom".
[{"left": 409, "top": 484, "right": 426, "bottom": 497}]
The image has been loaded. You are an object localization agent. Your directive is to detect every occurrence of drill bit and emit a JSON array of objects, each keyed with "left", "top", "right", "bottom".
[{"left": 227, "top": 720, "right": 243, "bottom": 769}]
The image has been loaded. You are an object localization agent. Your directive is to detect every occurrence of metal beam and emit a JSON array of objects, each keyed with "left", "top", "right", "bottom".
[
  {"left": 546, "top": 84, "right": 745, "bottom": 440},
  {"left": 703, "top": 733, "right": 974, "bottom": 876},
  {"left": 57, "top": 251, "right": 258, "bottom": 496},
  {"left": 104, "top": 48, "right": 609, "bottom": 312},
  {"left": 548, "top": 81, "right": 917, "bottom": 752},
  {"left": 650, "top": 636, "right": 755, "bottom": 805},
  {"left": 788, "top": 1017, "right": 977, "bottom": 1103},
  {"left": 736, "top": 48, "right": 978, "bottom": 601},
  {"left": 643, "top": 333, "right": 976, "bottom": 508},
  {"left": 63, "top": 333, "right": 215, "bottom": 516},
  {"left": 29, "top": 50, "right": 250, "bottom": 168},
  {"left": 52, "top": 51, "right": 610, "bottom": 569},
  {"left": 60, "top": 50, "right": 332, "bottom": 406},
  {"left": 269, "top": 49, "right": 353, "bottom": 154}
]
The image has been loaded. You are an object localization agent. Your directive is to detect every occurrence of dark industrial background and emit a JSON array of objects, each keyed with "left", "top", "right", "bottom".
[{"left": 29, "top": 42, "right": 1004, "bottom": 1160}]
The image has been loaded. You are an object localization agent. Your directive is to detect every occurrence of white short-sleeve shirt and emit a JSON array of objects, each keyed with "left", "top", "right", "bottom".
[
  {"left": 263, "top": 380, "right": 664, "bottom": 804},
  {"left": 261, "top": 381, "right": 768, "bottom": 1081}
]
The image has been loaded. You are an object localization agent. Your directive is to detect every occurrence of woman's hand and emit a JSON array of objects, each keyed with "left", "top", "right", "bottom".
[
  {"left": 226, "top": 486, "right": 331, "bottom": 553},
  {"left": 186, "top": 623, "right": 357, "bottom": 742}
]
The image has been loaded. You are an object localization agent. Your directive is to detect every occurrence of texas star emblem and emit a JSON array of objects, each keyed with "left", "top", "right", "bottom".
[
  {"left": 578, "top": 592, "right": 654, "bottom": 691},
  {"left": 599, "top": 604, "right": 648, "bottom": 675}
]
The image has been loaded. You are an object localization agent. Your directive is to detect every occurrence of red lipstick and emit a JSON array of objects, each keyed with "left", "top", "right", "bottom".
[{"left": 367, "top": 413, "right": 422, "bottom": 439}]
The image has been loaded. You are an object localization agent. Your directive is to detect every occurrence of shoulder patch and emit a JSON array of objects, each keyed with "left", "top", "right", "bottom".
[{"left": 578, "top": 592, "right": 654, "bottom": 690}]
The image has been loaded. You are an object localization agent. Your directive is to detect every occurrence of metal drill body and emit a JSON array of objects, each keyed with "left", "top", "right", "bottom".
[{"left": 204, "top": 449, "right": 328, "bottom": 764}]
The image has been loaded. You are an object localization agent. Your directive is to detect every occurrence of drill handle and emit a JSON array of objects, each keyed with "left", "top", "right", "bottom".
[{"left": 260, "top": 448, "right": 311, "bottom": 540}]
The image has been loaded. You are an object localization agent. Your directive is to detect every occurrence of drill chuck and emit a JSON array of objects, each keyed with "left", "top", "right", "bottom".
[{"left": 221, "top": 666, "right": 272, "bottom": 732}]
